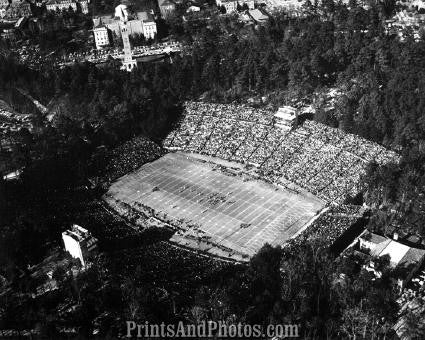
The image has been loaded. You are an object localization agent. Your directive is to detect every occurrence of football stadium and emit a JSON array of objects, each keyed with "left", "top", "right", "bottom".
[{"left": 104, "top": 101, "right": 399, "bottom": 261}]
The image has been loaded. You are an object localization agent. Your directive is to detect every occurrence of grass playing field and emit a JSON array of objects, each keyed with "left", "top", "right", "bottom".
[{"left": 105, "top": 152, "right": 325, "bottom": 258}]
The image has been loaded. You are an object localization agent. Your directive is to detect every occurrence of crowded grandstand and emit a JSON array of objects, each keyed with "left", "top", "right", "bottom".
[
  {"left": 103, "top": 101, "right": 400, "bottom": 261},
  {"left": 163, "top": 101, "right": 400, "bottom": 203}
]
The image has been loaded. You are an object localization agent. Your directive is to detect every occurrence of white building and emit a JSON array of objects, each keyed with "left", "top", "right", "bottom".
[
  {"left": 78, "top": 0, "right": 89, "bottom": 14},
  {"left": 216, "top": 0, "right": 254, "bottom": 12},
  {"left": 93, "top": 7, "right": 157, "bottom": 43},
  {"left": 137, "top": 11, "right": 157, "bottom": 40},
  {"left": 93, "top": 22, "right": 109, "bottom": 49},
  {"left": 0, "top": 1, "right": 31, "bottom": 19},
  {"left": 46, "top": 0, "right": 77, "bottom": 12},
  {"left": 45, "top": 0, "right": 89, "bottom": 14},
  {"left": 274, "top": 106, "right": 297, "bottom": 130},
  {"left": 186, "top": 5, "right": 200, "bottom": 13},
  {"left": 350, "top": 230, "right": 425, "bottom": 289},
  {"left": 158, "top": 0, "right": 175, "bottom": 18},
  {"left": 244, "top": 0, "right": 255, "bottom": 9},
  {"left": 92, "top": 16, "right": 144, "bottom": 38},
  {"left": 62, "top": 224, "right": 98, "bottom": 268},
  {"left": 220, "top": 0, "right": 237, "bottom": 13},
  {"left": 114, "top": 3, "right": 128, "bottom": 21},
  {"left": 248, "top": 8, "right": 269, "bottom": 24},
  {"left": 2, "top": 168, "right": 23, "bottom": 181}
]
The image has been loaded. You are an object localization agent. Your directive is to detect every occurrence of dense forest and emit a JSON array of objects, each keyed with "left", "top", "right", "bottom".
[{"left": 1, "top": 0, "right": 425, "bottom": 338}]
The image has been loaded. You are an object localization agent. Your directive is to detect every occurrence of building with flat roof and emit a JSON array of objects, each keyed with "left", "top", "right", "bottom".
[{"left": 62, "top": 224, "right": 98, "bottom": 268}]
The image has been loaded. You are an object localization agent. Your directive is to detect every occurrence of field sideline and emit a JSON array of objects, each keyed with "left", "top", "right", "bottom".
[{"left": 105, "top": 152, "right": 325, "bottom": 257}]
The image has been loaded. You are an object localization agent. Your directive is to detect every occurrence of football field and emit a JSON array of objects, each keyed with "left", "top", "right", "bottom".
[{"left": 105, "top": 152, "right": 325, "bottom": 257}]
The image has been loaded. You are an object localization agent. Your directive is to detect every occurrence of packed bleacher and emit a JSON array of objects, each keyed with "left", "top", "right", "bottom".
[
  {"left": 108, "top": 241, "right": 235, "bottom": 293},
  {"left": 163, "top": 101, "right": 400, "bottom": 203},
  {"left": 285, "top": 204, "right": 364, "bottom": 251},
  {"left": 100, "top": 136, "right": 164, "bottom": 183},
  {"left": 77, "top": 200, "right": 140, "bottom": 241}
]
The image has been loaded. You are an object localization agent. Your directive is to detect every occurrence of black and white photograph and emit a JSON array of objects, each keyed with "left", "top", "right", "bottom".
[{"left": 1, "top": 0, "right": 425, "bottom": 338}]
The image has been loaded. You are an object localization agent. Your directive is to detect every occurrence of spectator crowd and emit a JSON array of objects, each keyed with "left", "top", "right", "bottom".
[
  {"left": 97, "top": 135, "right": 164, "bottom": 184},
  {"left": 163, "top": 102, "right": 400, "bottom": 203},
  {"left": 284, "top": 204, "right": 364, "bottom": 252}
]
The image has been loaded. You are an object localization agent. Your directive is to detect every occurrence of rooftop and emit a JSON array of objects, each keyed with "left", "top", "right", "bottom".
[
  {"left": 361, "top": 230, "right": 388, "bottom": 245},
  {"left": 379, "top": 241, "right": 411, "bottom": 267},
  {"left": 93, "top": 21, "right": 107, "bottom": 30},
  {"left": 248, "top": 9, "right": 268, "bottom": 23},
  {"left": 400, "top": 247, "right": 425, "bottom": 268},
  {"left": 158, "top": 0, "right": 175, "bottom": 6},
  {"left": 274, "top": 106, "right": 297, "bottom": 120},
  {"left": 137, "top": 11, "right": 155, "bottom": 23},
  {"left": 62, "top": 224, "right": 97, "bottom": 247},
  {"left": 359, "top": 231, "right": 425, "bottom": 268}
]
